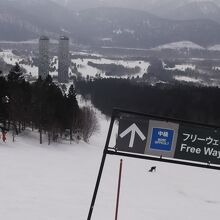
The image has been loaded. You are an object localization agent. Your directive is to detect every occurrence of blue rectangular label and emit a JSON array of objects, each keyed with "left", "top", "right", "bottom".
[{"left": 150, "top": 128, "right": 174, "bottom": 151}]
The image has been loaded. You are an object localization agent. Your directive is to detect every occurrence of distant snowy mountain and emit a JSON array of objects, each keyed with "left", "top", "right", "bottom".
[
  {"left": 156, "top": 1, "right": 220, "bottom": 23},
  {"left": 70, "top": 7, "right": 220, "bottom": 48},
  {"left": 0, "top": 0, "right": 74, "bottom": 40},
  {"left": 1, "top": 1, "right": 220, "bottom": 48},
  {"left": 50, "top": 0, "right": 220, "bottom": 12},
  {"left": 6, "top": 0, "right": 220, "bottom": 13}
]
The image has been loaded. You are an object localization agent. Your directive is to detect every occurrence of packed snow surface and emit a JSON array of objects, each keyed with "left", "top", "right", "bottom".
[
  {"left": 175, "top": 76, "right": 201, "bottom": 83},
  {"left": 0, "top": 108, "right": 219, "bottom": 220}
]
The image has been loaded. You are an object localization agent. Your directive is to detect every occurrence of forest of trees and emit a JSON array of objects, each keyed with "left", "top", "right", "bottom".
[
  {"left": 0, "top": 63, "right": 98, "bottom": 144},
  {"left": 2, "top": 60, "right": 220, "bottom": 145},
  {"left": 75, "top": 77, "right": 220, "bottom": 126}
]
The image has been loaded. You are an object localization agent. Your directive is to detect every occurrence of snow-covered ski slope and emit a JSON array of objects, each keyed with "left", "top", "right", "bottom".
[{"left": 0, "top": 107, "right": 220, "bottom": 220}]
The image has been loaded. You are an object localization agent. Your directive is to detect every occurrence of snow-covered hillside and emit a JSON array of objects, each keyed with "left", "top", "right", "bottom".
[
  {"left": 152, "top": 41, "right": 205, "bottom": 50},
  {"left": 0, "top": 107, "right": 219, "bottom": 220},
  {"left": 0, "top": 50, "right": 149, "bottom": 79},
  {"left": 72, "top": 57, "right": 149, "bottom": 79},
  {"left": 2, "top": 49, "right": 220, "bottom": 87}
]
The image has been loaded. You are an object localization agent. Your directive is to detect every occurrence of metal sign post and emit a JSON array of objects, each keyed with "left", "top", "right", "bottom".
[
  {"left": 87, "top": 108, "right": 220, "bottom": 220},
  {"left": 87, "top": 113, "right": 116, "bottom": 220}
]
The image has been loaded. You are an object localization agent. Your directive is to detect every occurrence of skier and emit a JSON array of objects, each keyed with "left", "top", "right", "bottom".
[
  {"left": 0, "top": 126, "right": 8, "bottom": 143},
  {"left": 2, "top": 131, "right": 7, "bottom": 142},
  {"left": 149, "top": 166, "right": 156, "bottom": 172}
]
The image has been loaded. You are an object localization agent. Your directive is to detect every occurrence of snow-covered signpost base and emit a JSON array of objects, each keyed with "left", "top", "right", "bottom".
[{"left": 87, "top": 108, "right": 220, "bottom": 220}]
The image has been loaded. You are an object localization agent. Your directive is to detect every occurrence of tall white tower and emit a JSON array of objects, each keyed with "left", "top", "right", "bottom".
[
  {"left": 38, "top": 36, "right": 49, "bottom": 80},
  {"left": 58, "top": 36, "right": 69, "bottom": 83}
]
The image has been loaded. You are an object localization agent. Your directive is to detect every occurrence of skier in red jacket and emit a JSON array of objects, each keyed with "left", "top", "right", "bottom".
[{"left": 2, "top": 131, "right": 6, "bottom": 142}]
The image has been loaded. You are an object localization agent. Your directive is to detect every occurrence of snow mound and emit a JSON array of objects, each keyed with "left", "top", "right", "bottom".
[
  {"left": 153, "top": 41, "right": 205, "bottom": 50},
  {"left": 208, "top": 45, "right": 220, "bottom": 51}
]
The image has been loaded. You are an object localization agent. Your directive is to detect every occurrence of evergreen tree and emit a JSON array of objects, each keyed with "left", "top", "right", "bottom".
[
  {"left": 7, "top": 63, "right": 25, "bottom": 139},
  {"left": 0, "top": 75, "right": 8, "bottom": 128},
  {"left": 7, "top": 62, "right": 23, "bottom": 82},
  {"left": 66, "top": 84, "right": 79, "bottom": 140}
]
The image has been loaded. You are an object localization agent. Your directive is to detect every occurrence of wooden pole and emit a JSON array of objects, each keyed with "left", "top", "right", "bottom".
[{"left": 115, "top": 159, "right": 123, "bottom": 220}]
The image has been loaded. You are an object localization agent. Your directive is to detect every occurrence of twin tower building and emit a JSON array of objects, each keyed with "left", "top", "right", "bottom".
[{"left": 38, "top": 36, "right": 70, "bottom": 83}]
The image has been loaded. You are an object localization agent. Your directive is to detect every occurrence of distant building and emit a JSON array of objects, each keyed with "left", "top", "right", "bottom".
[
  {"left": 38, "top": 36, "right": 49, "bottom": 80},
  {"left": 58, "top": 36, "right": 70, "bottom": 83}
]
